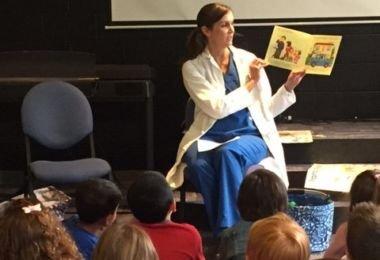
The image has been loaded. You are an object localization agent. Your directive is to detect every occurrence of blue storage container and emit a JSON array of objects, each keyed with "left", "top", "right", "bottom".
[{"left": 288, "top": 189, "right": 334, "bottom": 252}]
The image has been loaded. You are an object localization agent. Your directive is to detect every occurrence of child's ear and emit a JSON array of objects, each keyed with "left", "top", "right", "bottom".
[
  {"left": 105, "top": 210, "right": 117, "bottom": 226},
  {"left": 170, "top": 200, "right": 177, "bottom": 213}
]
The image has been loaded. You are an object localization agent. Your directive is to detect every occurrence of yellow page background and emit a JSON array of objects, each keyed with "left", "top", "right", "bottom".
[
  {"left": 305, "top": 35, "right": 342, "bottom": 75},
  {"left": 265, "top": 26, "right": 313, "bottom": 72}
]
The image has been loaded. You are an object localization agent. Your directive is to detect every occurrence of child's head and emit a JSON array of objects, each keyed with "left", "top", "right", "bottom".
[
  {"left": 127, "top": 172, "right": 174, "bottom": 223},
  {"left": 93, "top": 222, "right": 158, "bottom": 260},
  {"left": 75, "top": 178, "right": 122, "bottom": 225},
  {"left": 246, "top": 212, "right": 310, "bottom": 260},
  {"left": 238, "top": 168, "right": 288, "bottom": 222},
  {"left": 346, "top": 202, "right": 380, "bottom": 260},
  {"left": 350, "top": 169, "right": 380, "bottom": 211},
  {"left": 0, "top": 198, "right": 81, "bottom": 260}
]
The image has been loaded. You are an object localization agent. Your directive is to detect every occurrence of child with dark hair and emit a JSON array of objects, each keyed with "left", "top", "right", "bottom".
[
  {"left": 217, "top": 168, "right": 288, "bottom": 260},
  {"left": 324, "top": 169, "right": 380, "bottom": 259},
  {"left": 346, "top": 202, "right": 380, "bottom": 260},
  {"left": 64, "top": 178, "right": 122, "bottom": 260},
  {"left": 127, "top": 171, "right": 205, "bottom": 260}
]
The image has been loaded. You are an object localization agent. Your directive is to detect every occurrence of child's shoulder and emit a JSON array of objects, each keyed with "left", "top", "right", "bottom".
[
  {"left": 168, "top": 221, "right": 201, "bottom": 235},
  {"left": 169, "top": 220, "right": 196, "bottom": 229}
]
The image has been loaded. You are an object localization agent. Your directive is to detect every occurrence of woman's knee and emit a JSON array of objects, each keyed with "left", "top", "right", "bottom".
[
  {"left": 215, "top": 145, "right": 237, "bottom": 160},
  {"left": 190, "top": 158, "right": 205, "bottom": 168}
]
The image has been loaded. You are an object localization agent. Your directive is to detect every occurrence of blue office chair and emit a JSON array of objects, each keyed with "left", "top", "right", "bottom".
[
  {"left": 21, "top": 81, "right": 111, "bottom": 194},
  {"left": 177, "top": 98, "right": 197, "bottom": 218}
]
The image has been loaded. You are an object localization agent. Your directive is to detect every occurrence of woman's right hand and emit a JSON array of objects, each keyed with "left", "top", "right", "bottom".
[{"left": 246, "top": 58, "right": 267, "bottom": 91}]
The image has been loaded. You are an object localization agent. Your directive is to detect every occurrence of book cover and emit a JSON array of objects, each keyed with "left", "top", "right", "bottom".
[{"left": 264, "top": 26, "right": 342, "bottom": 76}]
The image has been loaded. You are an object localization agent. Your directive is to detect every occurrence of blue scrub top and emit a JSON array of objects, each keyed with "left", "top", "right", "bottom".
[{"left": 202, "top": 51, "right": 261, "bottom": 143}]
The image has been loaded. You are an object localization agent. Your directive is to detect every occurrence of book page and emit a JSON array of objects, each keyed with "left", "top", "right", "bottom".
[
  {"left": 265, "top": 26, "right": 342, "bottom": 76},
  {"left": 305, "top": 35, "right": 342, "bottom": 75},
  {"left": 305, "top": 164, "right": 380, "bottom": 192},
  {"left": 197, "top": 136, "right": 240, "bottom": 152},
  {"left": 265, "top": 26, "right": 313, "bottom": 72}
]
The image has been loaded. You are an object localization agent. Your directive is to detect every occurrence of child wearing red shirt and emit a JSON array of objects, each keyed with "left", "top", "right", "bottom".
[{"left": 127, "top": 172, "right": 205, "bottom": 260}]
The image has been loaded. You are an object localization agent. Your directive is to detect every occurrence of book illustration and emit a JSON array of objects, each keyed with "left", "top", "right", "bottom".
[
  {"left": 271, "top": 35, "right": 304, "bottom": 65},
  {"left": 265, "top": 26, "right": 342, "bottom": 76},
  {"left": 306, "top": 42, "right": 335, "bottom": 68}
]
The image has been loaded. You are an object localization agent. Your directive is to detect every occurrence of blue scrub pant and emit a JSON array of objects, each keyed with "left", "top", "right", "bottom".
[{"left": 183, "top": 135, "right": 268, "bottom": 235}]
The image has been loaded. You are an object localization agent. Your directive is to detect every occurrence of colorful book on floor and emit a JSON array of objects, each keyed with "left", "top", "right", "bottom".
[
  {"left": 305, "top": 164, "right": 380, "bottom": 192},
  {"left": 264, "top": 25, "right": 342, "bottom": 76},
  {"left": 0, "top": 186, "right": 71, "bottom": 220},
  {"left": 279, "top": 130, "right": 313, "bottom": 144}
]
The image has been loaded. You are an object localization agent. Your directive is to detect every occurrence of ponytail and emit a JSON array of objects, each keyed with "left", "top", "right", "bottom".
[{"left": 184, "top": 27, "right": 207, "bottom": 61}]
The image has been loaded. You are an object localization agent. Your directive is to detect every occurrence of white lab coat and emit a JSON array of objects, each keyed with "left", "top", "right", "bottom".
[{"left": 166, "top": 46, "right": 296, "bottom": 189}]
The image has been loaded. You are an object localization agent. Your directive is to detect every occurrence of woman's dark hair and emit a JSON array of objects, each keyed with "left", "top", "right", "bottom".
[
  {"left": 237, "top": 168, "right": 288, "bottom": 222},
  {"left": 184, "top": 3, "right": 231, "bottom": 61},
  {"left": 349, "top": 169, "right": 380, "bottom": 211}
]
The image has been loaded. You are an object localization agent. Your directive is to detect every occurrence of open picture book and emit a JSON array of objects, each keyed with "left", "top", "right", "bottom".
[
  {"left": 264, "top": 26, "right": 342, "bottom": 76},
  {"left": 0, "top": 186, "right": 71, "bottom": 220}
]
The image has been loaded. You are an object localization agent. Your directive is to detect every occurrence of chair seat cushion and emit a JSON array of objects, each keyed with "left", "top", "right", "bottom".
[{"left": 30, "top": 158, "right": 111, "bottom": 184}]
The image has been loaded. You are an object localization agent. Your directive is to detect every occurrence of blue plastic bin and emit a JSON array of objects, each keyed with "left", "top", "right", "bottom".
[{"left": 288, "top": 189, "right": 334, "bottom": 252}]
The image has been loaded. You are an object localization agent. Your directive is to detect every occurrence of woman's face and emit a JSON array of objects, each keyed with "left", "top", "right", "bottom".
[{"left": 202, "top": 11, "right": 235, "bottom": 49}]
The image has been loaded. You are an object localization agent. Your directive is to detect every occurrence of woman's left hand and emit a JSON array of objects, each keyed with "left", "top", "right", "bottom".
[{"left": 284, "top": 70, "right": 306, "bottom": 92}]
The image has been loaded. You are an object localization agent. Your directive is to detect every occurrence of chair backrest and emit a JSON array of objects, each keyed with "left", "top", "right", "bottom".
[
  {"left": 182, "top": 98, "right": 195, "bottom": 133},
  {"left": 21, "top": 81, "right": 93, "bottom": 149}
]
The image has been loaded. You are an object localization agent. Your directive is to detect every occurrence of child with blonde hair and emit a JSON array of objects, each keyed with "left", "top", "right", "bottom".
[
  {"left": 246, "top": 212, "right": 310, "bottom": 260},
  {"left": 93, "top": 222, "right": 158, "bottom": 260}
]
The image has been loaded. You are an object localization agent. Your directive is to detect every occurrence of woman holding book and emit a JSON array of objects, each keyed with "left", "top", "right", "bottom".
[{"left": 166, "top": 2, "right": 305, "bottom": 235}]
